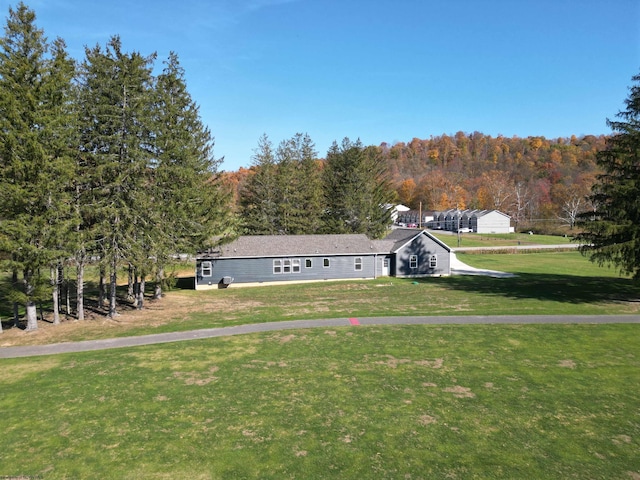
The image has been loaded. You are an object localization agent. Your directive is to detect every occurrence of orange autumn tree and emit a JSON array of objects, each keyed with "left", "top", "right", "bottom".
[{"left": 397, "top": 178, "right": 417, "bottom": 207}]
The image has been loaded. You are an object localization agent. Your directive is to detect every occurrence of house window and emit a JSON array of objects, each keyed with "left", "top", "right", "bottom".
[
  {"left": 201, "top": 261, "right": 212, "bottom": 277},
  {"left": 409, "top": 255, "right": 418, "bottom": 269},
  {"left": 273, "top": 259, "right": 282, "bottom": 274},
  {"left": 292, "top": 259, "right": 301, "bottom": 273},
  {"left": 305, "top": 258, "right": 312, "bottom": 268},
  {"left": 429, "top": 255, "right": 437, "bottom": 268},
  {"left": 355, "top": 257, "right": 363, "bottom": 271},
  {"left": 323, "top": 258, "right": 330, "bottom": 268},
  {"left": 283, "top": 259, "right": 291, "bottom": 273}
]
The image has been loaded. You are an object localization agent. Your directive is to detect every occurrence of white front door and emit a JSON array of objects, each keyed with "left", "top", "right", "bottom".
[{"left": 381, "top": 257, "right": 390, "bottom": 276}]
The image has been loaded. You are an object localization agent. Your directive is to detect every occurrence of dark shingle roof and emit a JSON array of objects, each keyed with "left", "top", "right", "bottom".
[
  {"left": 378, "top": 228, "right": 451, "bottom": 253},
  {"left": 200, "top": 234, "right": 382, "bottom": 259},
  {"left": 381, "top": 228, "right": 422, "bottom": 249}
]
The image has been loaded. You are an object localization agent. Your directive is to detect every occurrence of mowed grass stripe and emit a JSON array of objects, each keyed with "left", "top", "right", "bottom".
[{"left": 1, "top": 323, "right": 638, "bottom": 479}]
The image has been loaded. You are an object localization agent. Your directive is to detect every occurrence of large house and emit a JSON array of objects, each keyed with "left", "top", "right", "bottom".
[{"left": 195, "top": 229, "right": 451, "bottom": 289}]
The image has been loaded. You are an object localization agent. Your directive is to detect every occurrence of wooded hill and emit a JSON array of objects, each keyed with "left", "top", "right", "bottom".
[
  {"left": 223, "top": 132, "right": 606, "bottom": 233},
  {"left": 382, "top": 132, "right": 605, "bottom": 231}
]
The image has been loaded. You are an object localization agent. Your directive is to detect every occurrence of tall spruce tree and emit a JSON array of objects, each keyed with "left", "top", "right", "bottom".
[
  {"left": 0, "top": 3, "right": 75, "bottom": 330},
  {"left": 576, "top": 71, "right": 640, "bottom": 279},
  {"left": 151, "top": 52, "right": 233, "bottom": 298},
  {"left": 322, "top": 138, "right": 394, "bottom": 238},
  {"left": 241, "top": 133, "right": 323, "bottom": 235},
  {"left": 40, "top": 37, "right": 78, "bottom": 324},
  {"left": 240, "top": 134, "right": 280, "bottom": 234},
  {"left": 274, "top": 133, "right": 323, "bottom": 234},
  {"left": 77, "top": 36, "right": 156, "bottom": 317}
]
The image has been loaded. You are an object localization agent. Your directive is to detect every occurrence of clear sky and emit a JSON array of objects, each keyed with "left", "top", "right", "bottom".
[{"left": 3, "top": 0, "right": 640, "bottom": 171}]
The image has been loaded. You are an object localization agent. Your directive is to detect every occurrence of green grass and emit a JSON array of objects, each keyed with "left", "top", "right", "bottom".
[
  {"left": 432, "top": 232, "right": 575, "bottom": 248},
  {"left": 123, "top": 252, "right": 640, "bottom": 333},
  {"left": 3, "top": 252, "right": 637, "bottom": 346},
  {"left": 1, "top": 323, "right": 638, "bottom": 479}
]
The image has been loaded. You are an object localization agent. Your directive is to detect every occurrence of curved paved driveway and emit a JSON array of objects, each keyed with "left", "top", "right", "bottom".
[{"left": 1, "top": 315, "right": 638, "bottom": 358}]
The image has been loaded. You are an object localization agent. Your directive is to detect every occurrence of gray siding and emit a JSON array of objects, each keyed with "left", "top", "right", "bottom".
[
  {"left": 376, "top": 255, "right": 392, "bottom": 277},
  {"left": 197, "top": 254, "right": 376, "bottom": 287},
  {"left": 394, "top": 233, "right": 450, "bottom": 277}
]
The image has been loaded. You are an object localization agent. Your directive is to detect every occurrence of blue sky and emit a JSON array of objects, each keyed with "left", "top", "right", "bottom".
[{"left": 3, "top": 0, "right": 640, "bottom": 171}]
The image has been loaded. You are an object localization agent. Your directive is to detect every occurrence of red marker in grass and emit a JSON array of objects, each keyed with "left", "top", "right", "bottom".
[{"left": 349, "top": 318, "right": 360, "bottom": 326}]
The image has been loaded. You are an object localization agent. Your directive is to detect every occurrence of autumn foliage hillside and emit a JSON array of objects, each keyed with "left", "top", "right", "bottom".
[
  {"left": 382, "top": 132, "right": 606, "bottom": 232},
  {"left": 221, "top": 132, "right": 607, "bottom": 234}
]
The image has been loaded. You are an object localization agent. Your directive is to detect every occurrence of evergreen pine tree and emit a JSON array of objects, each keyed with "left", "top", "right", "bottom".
[
  {"left": 0, "top": 3, "right": 75, "bottom": 330},
  {"left": 576, "top": 71, "right": 640, "bottom": 279},
  {"left": 40, "top": 37, "right": 78, "bottom": 324},
  {"left": 274, "top": 133, "right": 323, "bottom": 234},
  {"left": 240, "top": 134, "right": 281, "bottom": 234},
  {"left": 151, "top": 51, "right": 233, "bottom": 298},
  {"left": 77, "top": 36, "right": 156, "bottom": 317},
  {"left": 322, "top": 138, "right": 394, "bottom": 238},
  {"left": 241, "top": 133, "right": 323, "bottom": 235}
]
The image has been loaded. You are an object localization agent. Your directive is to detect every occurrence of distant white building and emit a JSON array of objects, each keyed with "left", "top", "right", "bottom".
[
  {"left": 387, "top": 204, "right": 411, "bottom": 224},
  {"left": 429, "top": 209, "right": 512, "bottom": 234},
  {"left": 470, "top": 210, "right": 513, "bottom": 233}
]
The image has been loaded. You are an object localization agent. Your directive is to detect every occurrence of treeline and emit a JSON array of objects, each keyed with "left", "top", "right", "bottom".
[
  {"left": 236, "top": 134, "right": 395, "bottom": 239},
  {"left": 224, "top": 132, "right": 605, "bottom": 233},
  {"left": 381, "top": 132, "right": 605, "bottom": 230},
  {"left": 0, "top": 4, "right": 232, "bottom": 330}
]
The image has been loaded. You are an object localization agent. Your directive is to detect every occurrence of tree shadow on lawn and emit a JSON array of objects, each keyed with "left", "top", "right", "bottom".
[
  {"left": 435, "top": 273, "right": 640, "bottom": 305},
  {"left": 174, "top": 276, "right": 195, "bottom": 290},
  {"left": 162, "top": 274, "right": 640, "bottom": 306}
]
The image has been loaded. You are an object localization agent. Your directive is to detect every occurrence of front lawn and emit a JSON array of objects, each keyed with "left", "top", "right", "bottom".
[{"left": 1, "top": 323, "right": 638, "bottom": 479}]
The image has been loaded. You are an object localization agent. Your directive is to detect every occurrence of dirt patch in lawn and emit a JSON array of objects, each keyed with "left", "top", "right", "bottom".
[
  {"left": 443, "top": 385, "right": 476, "bottom": 398},
  {"left": 0, "top": 290, "right": 263, "bottom": 348},
  {"left": 558, "top": 359, "right": 577, "bottom": 369},
  {"left": 418, "top": 414, "right": 437, "bottom": 426}
]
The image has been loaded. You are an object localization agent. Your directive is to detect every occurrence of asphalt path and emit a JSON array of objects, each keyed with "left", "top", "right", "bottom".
[{"left": 1, "top": 315, "right": 638, "bottom": 358}]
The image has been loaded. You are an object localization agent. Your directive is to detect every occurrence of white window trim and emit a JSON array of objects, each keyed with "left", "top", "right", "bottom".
[
  {"left": 292, "top": 259, "right": 301, "bottom": 273},
  {"left": 323, "top": 258, "right": 330, "bottom": 268},
  {"left": 355, "top": 257, "right": 363, "bottom": 271},
  {"left": 305, "top": 258, "right": 312, "bottom": 268},
  {"left": 201, "top": 261, "right": 212, "bottom": 277},
  {"left": 275, "top": 258, "right": 303, "bottom": 274},
  {"left": 410, "top": 255, "right": 418, "bottom": 269},
  {"left": 429, "top": 254, "right": 437, "bottom": 268}
]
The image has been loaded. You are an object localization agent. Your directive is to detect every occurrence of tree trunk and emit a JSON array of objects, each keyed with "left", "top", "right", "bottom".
[
  {"left": 99, "top": 265, "right": 106, "bottom": 308},
  {"left": 25, "top": 300, "right": 38, "bottom": 331},
  {"left": 77, "top": 261, "right": 85, "bottom": 321},
  {"left": 108, "top": 255, "right": 118, "bottom": 318},
  {"left": 128, "top": 264, "right": 135, "bottom": 301},
  {"left": 51, "top": 266, "right": 60, "bottom": 325},
  {"left": 154, "top": 267, "right": 164, "bottom": 299},
  {"left": 65, "top": 278, "right": 71, "bottom": 320},
  {"left": 137, "top": 276, "right": 145, "bottom": 310},
  {"left": 131, "top": 267, "right": 139, "bottom": 308},
  {"left": 24, "top": 271, "right": 38, "bottom": 331},
  {"left": 13, "top": 303, "right": 19, "bottom": 328},
  {"left": 59, "top": 263, "right": 70, "bottom": 319},
  {"left": 12, "top": 269, "right": 20, "bottom": 328}
]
